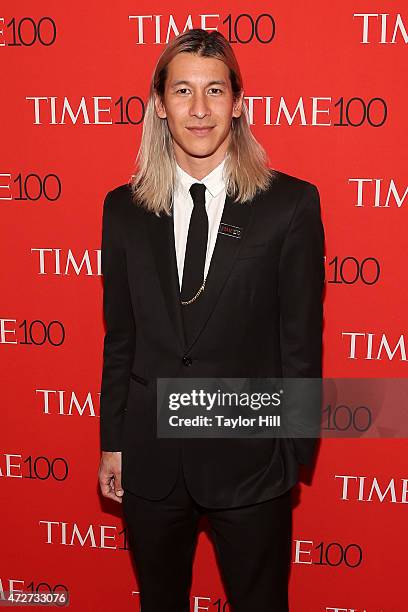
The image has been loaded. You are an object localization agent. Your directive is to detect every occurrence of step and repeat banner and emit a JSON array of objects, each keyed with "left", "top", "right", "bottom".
[{"left": 1, "top": 2, "right": 407, "bottom": 611}]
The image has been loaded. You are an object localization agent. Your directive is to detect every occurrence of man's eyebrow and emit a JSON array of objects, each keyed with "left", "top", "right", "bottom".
[{"left": 169, "top": 79, "right": 228, "bottom": 88}]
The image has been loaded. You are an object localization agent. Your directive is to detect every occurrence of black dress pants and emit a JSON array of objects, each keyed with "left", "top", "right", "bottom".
[{"left": 122, "top": 458, "right": 293, "bottom": 612}]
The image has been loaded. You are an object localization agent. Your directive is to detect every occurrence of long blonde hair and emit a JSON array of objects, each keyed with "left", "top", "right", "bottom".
[{"left": 129, "top": 28, "right": 275, "bottom": 216}]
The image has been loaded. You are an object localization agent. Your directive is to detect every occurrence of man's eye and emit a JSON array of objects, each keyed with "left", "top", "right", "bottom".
[{"left": 175, "top": 88, "right": 222, "bottom": 95}]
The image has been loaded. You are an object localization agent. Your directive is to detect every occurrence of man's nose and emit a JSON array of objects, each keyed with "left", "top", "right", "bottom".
[{"left": 189, "top": 93, "right": 210, "bottom": 119}]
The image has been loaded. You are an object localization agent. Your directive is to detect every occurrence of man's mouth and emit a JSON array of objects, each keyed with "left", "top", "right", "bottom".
[{"left": 186, "top": 126, "right": 215, "bottom": 136}]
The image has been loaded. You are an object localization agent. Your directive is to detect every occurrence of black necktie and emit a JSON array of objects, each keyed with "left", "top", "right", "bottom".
[
  {"left": 180, "top": 182, "right": 208, "bottom": 343},
  {"left": 181, "top": 183, "right": 208, "bottom": 301}
]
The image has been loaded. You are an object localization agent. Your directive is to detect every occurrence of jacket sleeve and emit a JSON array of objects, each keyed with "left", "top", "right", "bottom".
[
  {"left": 99, "top": 190, "right": 136, "bottom": 451},
  {"left": 278, "top": 182, "right": 325, "bottom": 465}
]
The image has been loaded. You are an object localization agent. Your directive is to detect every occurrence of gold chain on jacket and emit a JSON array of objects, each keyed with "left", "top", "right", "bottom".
[{"left": 180, "top": 272, "right": 208, "bottom": 305}]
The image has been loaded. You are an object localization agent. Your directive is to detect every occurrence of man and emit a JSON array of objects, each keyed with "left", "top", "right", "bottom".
[{"left": 98, "top": 28, "right": 325, "bottom": 612}]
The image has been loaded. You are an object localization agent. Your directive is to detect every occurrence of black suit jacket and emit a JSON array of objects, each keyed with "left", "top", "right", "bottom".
[{"left": 99, "top": 169, "right": 325, "bottom": 507}]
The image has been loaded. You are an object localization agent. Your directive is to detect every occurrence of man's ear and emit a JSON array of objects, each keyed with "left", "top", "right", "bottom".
[
  {"left": 232, "top": 90, "right": 244, "bottom": 118},
  {"left": 154, "top": 92, "right": 167, "bottom": 119}
]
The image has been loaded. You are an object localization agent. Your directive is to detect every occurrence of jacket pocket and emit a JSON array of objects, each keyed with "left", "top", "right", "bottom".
[
  {"left": 130, "top": 372, "right": 148, "bottom": 386},
  {"left": 236, "top": 241, "right": 271, "bottom": 260}
]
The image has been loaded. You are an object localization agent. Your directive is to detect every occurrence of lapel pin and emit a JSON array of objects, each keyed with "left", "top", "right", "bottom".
[{"left": 218, "top": 223, "right": 243, "bottom": 239}]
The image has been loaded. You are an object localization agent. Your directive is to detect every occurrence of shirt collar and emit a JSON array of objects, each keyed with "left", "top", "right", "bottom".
[{"left": 175, "top": 157, "right": 226, "bottom": 198}]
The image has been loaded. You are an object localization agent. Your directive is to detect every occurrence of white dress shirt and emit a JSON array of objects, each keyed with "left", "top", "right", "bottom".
[{"left": 173, "top": 158, "right": 227, "bottom": 291}]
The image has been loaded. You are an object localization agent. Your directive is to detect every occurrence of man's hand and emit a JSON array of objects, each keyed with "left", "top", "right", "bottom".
[{"left": 98, "top": 451, "right": 124, "bottom": 503}]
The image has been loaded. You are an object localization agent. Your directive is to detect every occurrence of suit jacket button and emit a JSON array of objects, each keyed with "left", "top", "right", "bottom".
[{"left": 182, "top": 356, "right": 192, "bottom": 366}]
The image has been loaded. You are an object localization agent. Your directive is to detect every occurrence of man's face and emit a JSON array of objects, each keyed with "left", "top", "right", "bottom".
[{"left": 154, "top": 52, "right": 243, "bottom": 160}]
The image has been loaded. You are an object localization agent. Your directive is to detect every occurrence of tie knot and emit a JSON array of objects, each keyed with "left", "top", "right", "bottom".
[{"left": 189, "top": 183, "right": 206, "bottom": 208}]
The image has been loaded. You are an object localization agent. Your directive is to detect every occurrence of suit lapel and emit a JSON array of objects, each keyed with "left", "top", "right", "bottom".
[
  {"left": 146, "top": 192, "right": 256, "bottom": 354},
  {"left": 146, "top": 204, "right": 186, "bottom": 352}
]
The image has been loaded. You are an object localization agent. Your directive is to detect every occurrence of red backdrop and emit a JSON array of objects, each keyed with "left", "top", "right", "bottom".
[{"left": 1, "top": 2, "right": 407, "bottom": 610}]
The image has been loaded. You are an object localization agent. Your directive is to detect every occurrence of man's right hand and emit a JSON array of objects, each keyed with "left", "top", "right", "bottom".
[{"left": 98, "top": 451, "right": 124, "bottom": 503}]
